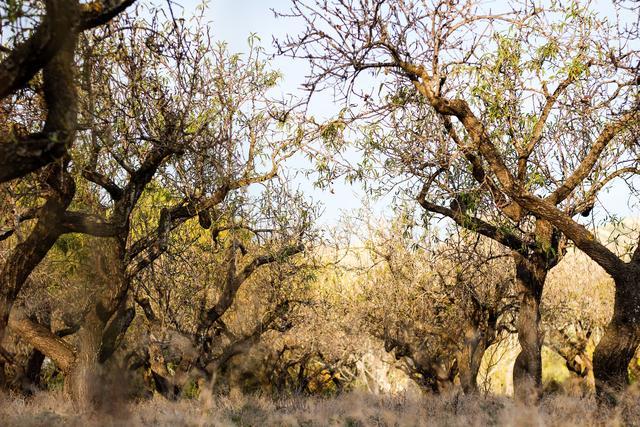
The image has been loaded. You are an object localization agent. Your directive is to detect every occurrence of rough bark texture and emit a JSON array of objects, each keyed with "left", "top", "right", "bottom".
[
  {"left": 511, "top": 217, "right": 557, "bottom": 403},
  {"left": 7, "top": 313, "right": 76, "bottom": 373},
  {"left": 512, "top": 254, "right": 545, "bottom": 402},
  {"left": 0, "top": 9, "right": 79, "bottom": 343},
  {"left": 457, "top": 322, "right": 489, "bottom": 394},
  {"left": 65, "top": 239, "right": 130, "bottom": 408},
  {"left": 65, "top": 313, "right": 105, "bottom": 409},
  {"left": 592, "top": 269, "right": 640, "bottom": 399},
  {"left": 0, "top": 163, "right": 76, "bottom": 343}
]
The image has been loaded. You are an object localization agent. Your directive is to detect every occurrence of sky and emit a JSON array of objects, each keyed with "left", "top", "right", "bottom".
[
  {"left": 174, "top": 0, "right": 636, "bottom": 228},
  {"left": 191, "top": 0, "right": 373, "bottom": 226}
]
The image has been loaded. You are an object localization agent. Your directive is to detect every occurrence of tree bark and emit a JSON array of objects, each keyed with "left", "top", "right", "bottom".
[
  {"left": 457, "top": 332, "right": 482, "bottom": 394},
  {"left": 7, "top": 313, "right": 76, "bottom": 373},
  {"left": 592, "top": 270, "right": 640, "bottom": 400},
  {"left": 65, "top": 240, "right": 130, "bottom": 408},
  {"left": 457, "top": 320, "right": 493, "bottom": 394},
  {"left": 512, "top": 254, "right": 546, "bottom": 402},
  {"left": 0, "top": 8, "right": 79, "bottom": 342},
  {"left": 65, "top": 312, "right": 103, "bottom": 410}
]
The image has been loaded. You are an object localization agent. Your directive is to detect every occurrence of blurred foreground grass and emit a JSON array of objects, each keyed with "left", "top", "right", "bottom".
[{"left": 1, "top": 387, "right": 639, "bottom": 426}]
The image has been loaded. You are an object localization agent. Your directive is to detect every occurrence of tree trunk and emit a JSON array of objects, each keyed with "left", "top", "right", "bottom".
[
  {"left": 593, "top": 271, "right": 640, "bottom": 400},
  {"left": 512, "top": 254, "right": 546, "bottom": 402},
  {"left": 65, "top": 312, "right": 104, "bottom": 410},
  {"left": 65, "top": 239, "right": 131, "bottom": 409},
  {"left": 0, "top": 165, "right": 75, "bottom": 343},
  {"left": 0, "top": 4, "right": 79, "bottom": 343},
  {"left": 457, "top": 323, "right": 489, "bottom": 394}
]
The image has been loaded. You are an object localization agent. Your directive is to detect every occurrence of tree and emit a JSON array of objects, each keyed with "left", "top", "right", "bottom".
[
  {"left": 279, "top": 0, "right": 639, "bottom": 397},
  {"left": 348, "top": 213, "right": 516, "bottom": 394},
  {"left": 120, "top": 180, "right": 315, "bottom": 398},
  {"left": 0, "top": 0, "right": 137, "bottom": 368},
  {"left": 0, "top": 0, "right": 137, "bottom": 183},
  {"left": 2, "top": 4, "right": 313, "bottom": 407}
]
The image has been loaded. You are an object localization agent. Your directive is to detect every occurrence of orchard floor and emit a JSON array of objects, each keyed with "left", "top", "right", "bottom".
[{"left": 1, "top": 389, "right": 640, "bottom": 426}]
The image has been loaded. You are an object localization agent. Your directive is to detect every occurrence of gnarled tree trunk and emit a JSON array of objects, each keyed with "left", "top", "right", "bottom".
[
  {"left": 0, "top": 3, "right": 79, "bottom": 345},
  {"left": 457, "top": 314, "right": 496, "bottom": 394},
  {"left": 512, "top": 254, "right": 547, "bottom": 402},
  {"left": 65, "top": 238, "right": 134, "bottom": 409},
  {"left": 457, "top": 330, "right": 485, "bottom": 394},
  {"left": 593, "top": 269, "right": 640, "bottom": 400},
  {"left": 65, "top": 314, "right": 103, "bottom": 410}
]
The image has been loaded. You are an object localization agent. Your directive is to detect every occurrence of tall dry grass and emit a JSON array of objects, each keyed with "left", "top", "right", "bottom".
[{"left": 1, "top": 388, "right": 639, "bottom": 426}]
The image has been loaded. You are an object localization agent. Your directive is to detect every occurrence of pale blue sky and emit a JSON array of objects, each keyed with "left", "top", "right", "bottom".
[{"left": 198, "top": 0, "right": 371, "bottom": 226}]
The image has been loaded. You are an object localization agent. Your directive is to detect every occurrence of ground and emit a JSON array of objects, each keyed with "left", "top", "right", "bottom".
[{"left": 2, "top": 388, "right": 640, "bottom": 426}]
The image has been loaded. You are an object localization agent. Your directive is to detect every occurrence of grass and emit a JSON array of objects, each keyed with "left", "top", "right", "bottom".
[{"left": 1, "top": 388, "right": 639, "bottom": 426}]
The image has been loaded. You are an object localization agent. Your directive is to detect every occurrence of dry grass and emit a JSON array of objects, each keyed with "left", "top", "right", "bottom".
[{"left": 1, "top": 388, "right": 640, "bottom": 426}]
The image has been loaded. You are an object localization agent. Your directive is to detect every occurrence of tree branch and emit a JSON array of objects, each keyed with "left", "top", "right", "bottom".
[
  {"left": 79, "top": 0, "right": 137, "bottom": 31},
  {"left": 527, "top": 76, "right": 575, "bottom": 150},
  {"left": 8, "top": 312, "right": 76, "bottom": 373},
  {"left": 417, "top": 192, "right": 529, "bottom": 253},
  {"left": 81, "top": 169, "right": 124, "bottom": 200},
  {"left": 546, "top": 110, "right": 639, "bottom": 205},
  {"left": 0, "top": 0, "right": 75, "bottom": 98},
  {"left": 514, "top": 192, "right": 627, "bottom": 278},
  {"left": 60, "top": 211, "right": 121, "bottom": 237},
  {"left": 0, "top": 134, "right": 69, "bottom": 183}
]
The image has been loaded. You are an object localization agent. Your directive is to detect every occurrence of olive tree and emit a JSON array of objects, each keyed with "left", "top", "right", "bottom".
[
  {"left": 2, "top": 4, "right": 313, "bottom": 407},
  {"left": 0, "top": 0, "right": 136, "bottom": 376},
  {"left": 348, "top": 213, "right": 516, "bottom": 394},
  {"left": 278, "top": 0, "right": 639, "bottom": 397},
  {"left": 0, "top": 0, "right": 136, "bottom": 182}
]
